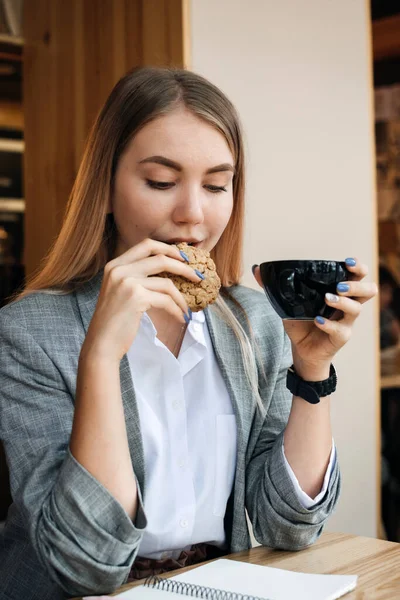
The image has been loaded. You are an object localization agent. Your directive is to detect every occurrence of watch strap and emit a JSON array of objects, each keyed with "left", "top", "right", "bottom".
[{"left": 286, "top": 364, "right": 337, "bottom": 404}]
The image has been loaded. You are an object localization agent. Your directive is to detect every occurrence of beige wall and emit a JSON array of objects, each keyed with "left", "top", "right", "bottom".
[{"left": 190, "top": 0, "right": 379, "bottom": 537}]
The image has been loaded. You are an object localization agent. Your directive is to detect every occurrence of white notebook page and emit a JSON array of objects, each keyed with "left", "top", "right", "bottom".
[{"left": 115, "top": 558, "right": 357, "bottom": 600}]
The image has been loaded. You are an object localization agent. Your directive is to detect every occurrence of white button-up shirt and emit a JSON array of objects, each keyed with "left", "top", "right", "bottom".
[{"left": 127, "top": 310, "right": 335, "bottom": 559}]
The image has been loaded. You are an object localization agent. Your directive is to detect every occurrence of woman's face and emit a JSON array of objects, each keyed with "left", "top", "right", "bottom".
[{"left": 111, "top": 108, "right": 235, "bottom": 256}]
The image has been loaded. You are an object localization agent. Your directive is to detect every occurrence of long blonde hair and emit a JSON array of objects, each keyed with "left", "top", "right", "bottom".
[{"left": 13, "top": 67, "right": 265, "bottom": 412}]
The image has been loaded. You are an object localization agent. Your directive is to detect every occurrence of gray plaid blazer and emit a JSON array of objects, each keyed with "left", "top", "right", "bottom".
[{"left": 0, "top": 270, "right": 340, "bottom": 599}]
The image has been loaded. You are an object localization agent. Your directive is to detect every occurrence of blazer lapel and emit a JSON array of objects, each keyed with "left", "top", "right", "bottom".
[
  {"left": 205, "top": 306, "right": 254, "bottom": 458},
  {"left": 205, "top": 305, "right": 254, "bottom": 550},
  {"left": 74, "top": 270, "right": 146, "bottom": 495}
]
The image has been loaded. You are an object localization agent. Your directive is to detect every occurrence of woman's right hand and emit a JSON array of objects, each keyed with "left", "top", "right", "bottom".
[{"left": 81, "top": 239, "right": 202, "bottom": 362}]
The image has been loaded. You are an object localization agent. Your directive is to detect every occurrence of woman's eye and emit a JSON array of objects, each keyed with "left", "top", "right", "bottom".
[
  {"left": 146, "top": 179, "right": 175, "bottom": 190},
  {"left": 205, "top": 185, "right": 228, "bottom": 194},
  {"left": 145, "top": 180, "right": 227, "bottom": 193}
]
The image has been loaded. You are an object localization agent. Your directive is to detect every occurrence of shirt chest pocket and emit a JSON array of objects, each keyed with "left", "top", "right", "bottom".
[{"left": 213, "top": 414, "right": 237, "bottom": 517}]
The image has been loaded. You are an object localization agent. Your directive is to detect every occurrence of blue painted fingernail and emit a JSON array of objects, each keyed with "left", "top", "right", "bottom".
[
  {"left": 195, "top": 269, "right": 205, "bottom": 280},
  {"left": 180, "top": 250, "right": 190, "bottom": 262},
  {"left": 337, "top": 283, "right": 350, "bottom": 293},
  {"left": 188, "top": 308, "right": 193, "bottom": 319},
  {"left": 184, "top": 313, "right": 190, "bottom": 324},
  {"left": 316, "top": 316, "right": 325, "bottom": 324},
  {"left": 252, "top": 264, "right": 258, "bottom": 275},
  {"left": 345, "top": 258, "right": 356, "bottom": 267}
]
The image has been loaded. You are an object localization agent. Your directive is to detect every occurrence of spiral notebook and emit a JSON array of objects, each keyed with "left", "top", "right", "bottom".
[{"left": 115, "top": 558, "right": 358, "bottom": 600}]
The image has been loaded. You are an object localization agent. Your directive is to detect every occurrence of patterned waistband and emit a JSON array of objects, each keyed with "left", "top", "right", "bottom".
[{"left": 128, "top": 543, "right": 226, "bottom": 581}]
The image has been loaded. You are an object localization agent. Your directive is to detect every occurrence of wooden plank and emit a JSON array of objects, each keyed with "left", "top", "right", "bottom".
[
  {"left": 124, "top": 0, "right": 143, "bottom": 70},
  {"left": 23, "top": 0, "right": 58, "bottom": 274},
  {"left": 73, "top": 0, "right": 85, "bottom": 169},
  {"left": 142, "top": 0, "right": 168, "bottom": 66},
  {"left": 167, "top": 0, "right": 185, "bottom": 67},
  {"left": 373, "top": 14, "right": 400, "bottom": 61},
  {"left": 81, "top": 0, "right": 117, "bottom": 134},
  {"left": 53, "top": 1, "right": 79, "bottom": 222},
  {"left": 182, "top": 0, "right": 191, "bottom": 68}
]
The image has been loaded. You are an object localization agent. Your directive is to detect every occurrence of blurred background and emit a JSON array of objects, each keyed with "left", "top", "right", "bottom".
[{"left": 0, "top": 0, "right": 397, "bottom": 543}]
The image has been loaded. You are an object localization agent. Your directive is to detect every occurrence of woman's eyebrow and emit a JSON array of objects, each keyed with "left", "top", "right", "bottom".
[
  {"left": 138, "top": 155, "right": 235, "bottom": 174},
  {"left": 139, "top": 156, "right": 182, "bottom": 171},
  {"left": 206, "top": 163, "right": 235, "bottom": 175}
]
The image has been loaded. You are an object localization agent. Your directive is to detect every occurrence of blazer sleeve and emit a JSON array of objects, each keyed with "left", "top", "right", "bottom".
[
  {"left": 0, "top": 313, "right": 147, "bottom": 596},
  {"left": 245, "top": 326, "right": 341, "bottom": 551}
]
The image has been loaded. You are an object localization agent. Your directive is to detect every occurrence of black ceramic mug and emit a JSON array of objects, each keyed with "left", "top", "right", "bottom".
[{"left": 259, "top": 260, "right": 349, "bottom": 320}]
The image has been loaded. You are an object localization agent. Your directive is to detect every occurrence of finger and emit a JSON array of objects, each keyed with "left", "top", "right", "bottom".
[
  {"left": 139, "top": 276, "right": 190, "bottom": 317},
  {"left": 336, "top": 280, "right": 378, "bottom": 305},
  {"left": 135, "top": 254, "right": 204, "bottom": 283},
  {"left": 106, "top": 256, "right": 203, "bottom": 288},
  {"left": 324, "top": 293, "right": 361, "bottom": 325},
  {"left": 343, "top": 258, "right": 369, "bottom": 281},
  {"left": 146, "top": 290, "right": 189, "bottom": 324},
  {"left": 107, "top": 238, "right": 185, "bottom": 269},
  {"left": 314, "top": 315, "right": 352, "bottom": 348}
]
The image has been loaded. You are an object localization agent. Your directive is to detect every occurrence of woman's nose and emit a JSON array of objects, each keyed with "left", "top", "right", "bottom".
[{"left": 172, "top": 189, "right": 204, "bottom": 225}]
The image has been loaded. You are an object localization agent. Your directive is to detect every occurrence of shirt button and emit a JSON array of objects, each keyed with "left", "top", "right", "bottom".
[
  {"left": 161, "top": 552, "right": 170, "bottom": 559},
  {"left": 178, "top": 458, "right": 187, "bottom": 469},
  {"left": 179, "top": 518, "right": 188, "bottom": 528},
  {"left": 172, "top": 399, "right": 182, "bottom": 410}
]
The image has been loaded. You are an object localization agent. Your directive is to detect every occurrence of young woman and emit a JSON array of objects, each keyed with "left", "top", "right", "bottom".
[{"left": 0, "top": 67, "right": 377, "bottom": 600}]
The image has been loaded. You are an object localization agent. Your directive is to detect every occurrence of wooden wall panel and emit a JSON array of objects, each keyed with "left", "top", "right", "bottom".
[
  {"left": 124, "top": 0, "right": 143, "bottom": 69},
  {"left": 23, "top": 0, "right": 188, "bottom": 277},
  {"left": 142, "top": 0, "right": 187, "bottom": 67},
  {"left": 23, "top": 1, "right": 58, "bottom": 273}
]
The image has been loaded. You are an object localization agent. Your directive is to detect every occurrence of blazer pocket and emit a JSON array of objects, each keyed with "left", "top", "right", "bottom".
[{"left": 213, "top": 414, "right": 237, "bottom": 517}]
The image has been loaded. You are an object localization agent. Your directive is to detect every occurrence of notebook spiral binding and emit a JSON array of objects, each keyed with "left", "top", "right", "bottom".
[{"left": 144, "top": 574, "right": 267, "bottom": 600}]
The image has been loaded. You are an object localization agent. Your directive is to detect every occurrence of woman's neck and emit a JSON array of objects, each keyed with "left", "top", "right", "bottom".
[{"left": 147, "top": 308, "right": 188, "bottom": 357}]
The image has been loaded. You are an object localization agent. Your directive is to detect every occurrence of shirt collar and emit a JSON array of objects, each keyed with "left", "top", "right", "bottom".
[
  {"left": 190, "top": 310, "right": 205, "bottom": 323},
  {"left": 140, "top": 310, "right": 205, "bottom": 340}
]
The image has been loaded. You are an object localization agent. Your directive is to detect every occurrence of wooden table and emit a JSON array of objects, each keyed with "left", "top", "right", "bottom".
[{"left": 73, "top": 531, "right": 400, "bottom": 599}]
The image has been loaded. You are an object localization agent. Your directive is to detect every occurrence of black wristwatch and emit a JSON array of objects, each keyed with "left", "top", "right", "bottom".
[{"left": 286, "top": 364, "right": 337, "bottom": 404}]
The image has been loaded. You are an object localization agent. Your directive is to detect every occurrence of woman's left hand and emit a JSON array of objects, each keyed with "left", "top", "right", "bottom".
[{"left": 253, "top": 258, "right": 378, "bottom": 379}]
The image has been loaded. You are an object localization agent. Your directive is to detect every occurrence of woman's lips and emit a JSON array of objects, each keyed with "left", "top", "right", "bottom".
[{"left": 163, "top": 240, "right": 201, "bottom": 247}]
